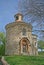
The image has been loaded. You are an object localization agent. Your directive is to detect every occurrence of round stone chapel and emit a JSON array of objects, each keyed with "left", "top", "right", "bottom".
[{"left": 5, "top": 13, "right": 38, "bottom": 55}]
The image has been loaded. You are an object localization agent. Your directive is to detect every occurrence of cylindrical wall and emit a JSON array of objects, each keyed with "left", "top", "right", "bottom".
[{"left": 5, "top": 22, "right": 32, "bottom": 55}]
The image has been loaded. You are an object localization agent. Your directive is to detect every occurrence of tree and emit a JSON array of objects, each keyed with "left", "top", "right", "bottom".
[
  {"left": 38, "top": 40, "right": 44, "bottom": 51},
  {"left": 0, "top": 32, "right": 6, "bottom": 55},
  {"left": 18, "top": 0, "right": 44, "bottom": 40}
]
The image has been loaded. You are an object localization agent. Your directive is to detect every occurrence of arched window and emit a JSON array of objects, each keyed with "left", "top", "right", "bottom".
[
  {"left": 35, "top": 42, "right": 37, "bottom": 47},
  {"left": 16, "top": 16, "right": 19, "bottom": 20},
  {"left": 22, "top": 28, "right": 26, "bottom": 35}
]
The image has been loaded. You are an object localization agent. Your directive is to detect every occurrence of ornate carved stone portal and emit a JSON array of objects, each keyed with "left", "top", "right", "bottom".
[{"left": 19, "top": 37, "right": 31, "bottom": 55}]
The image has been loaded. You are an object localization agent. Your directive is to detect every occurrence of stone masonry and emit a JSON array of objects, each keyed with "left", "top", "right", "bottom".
[{"left": 5, "top": 13, "right": 38, "bottom": 55}]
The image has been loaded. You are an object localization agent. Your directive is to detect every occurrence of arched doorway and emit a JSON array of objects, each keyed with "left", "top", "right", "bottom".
[{"left": 19, "top": 37, "right": 31, "bottom": 55}]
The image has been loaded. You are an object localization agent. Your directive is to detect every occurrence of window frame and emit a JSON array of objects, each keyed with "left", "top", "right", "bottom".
[{"left": 22, "top": 28, "right": 26, "bottom": 36}]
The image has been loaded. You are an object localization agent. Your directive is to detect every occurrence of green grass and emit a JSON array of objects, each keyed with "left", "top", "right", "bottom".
[{"left": 5, "top": 55, "right": 44, "bottom": 65}]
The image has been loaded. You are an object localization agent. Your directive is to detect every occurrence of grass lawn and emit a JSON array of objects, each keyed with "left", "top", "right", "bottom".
[{"left": 5, "top": 55, "right": 44, "bottom": 65}]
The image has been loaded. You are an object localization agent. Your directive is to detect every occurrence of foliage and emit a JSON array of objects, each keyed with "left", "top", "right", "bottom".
[
  {"left": 5, "top": 55, "right": 44, "bottom": 65},
  {"left": 38, "top": 40, "right": 44, "bottom": 49},
  {"left": 38, "top": 52, "right": 44, "bottom": 56},
  {"left": 0, "top": 45, "right": 5, "bottom": 55},
  {"left": 0, "top": 32, "right": 6, "bottom": 45},
  {"left": 0, "top": 32, "right": 6, "bottom": 55}
]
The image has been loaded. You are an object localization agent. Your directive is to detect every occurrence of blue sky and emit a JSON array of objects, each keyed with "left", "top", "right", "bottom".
[
  {"left": 0, "top": 0, "right": 44, "bottom": 32},
  {"left": 0, "top": 0, "right": 19, "bottom": 32}
]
